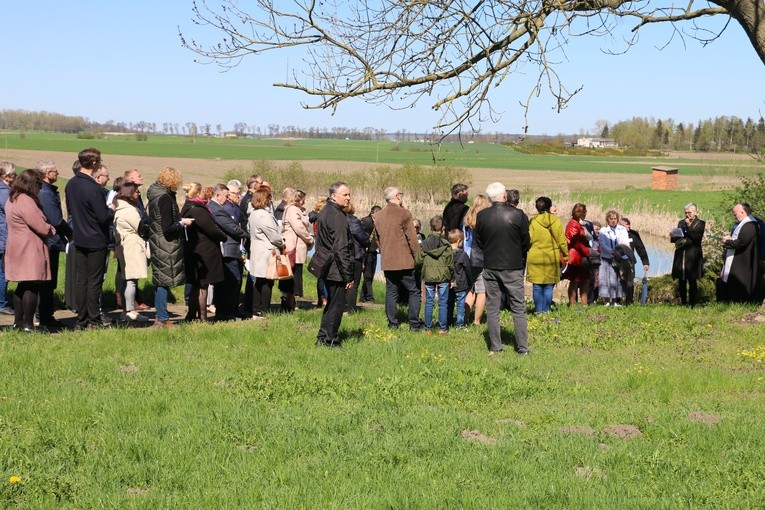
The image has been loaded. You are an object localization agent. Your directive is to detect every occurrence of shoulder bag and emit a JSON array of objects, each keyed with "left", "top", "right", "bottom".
[{"left": 266, "top": 248, "right": 294, "bottom": 280}]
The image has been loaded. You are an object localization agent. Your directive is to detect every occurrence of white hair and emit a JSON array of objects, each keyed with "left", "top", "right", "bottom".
[
  {"left": 485, "top": 182, "right": 506, "bottom": 202},
  {"left": 384, "top": 186, "right": 400, "bottom": 202},
  {"left": 684, "top": 203, "right": 697, "bottom": 213}
]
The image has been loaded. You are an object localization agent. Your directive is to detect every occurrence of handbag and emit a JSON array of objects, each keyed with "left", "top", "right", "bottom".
[
  {"left": 266, "top": 249, "right": 293, "bottom": 280},
  {"left": 307, "top": 248, "right": 331, "bottom": 279},
  {"left": 582, "top": 252, "right": 601, "bottom": 270}
]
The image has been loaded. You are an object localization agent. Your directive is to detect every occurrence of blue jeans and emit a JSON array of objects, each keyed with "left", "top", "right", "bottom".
[
  {"left": 155, "top": 286, "right": 170, "bottom": 322},
  {"left": 0, "top": 253, "right": 7, "bottom": 309},
  {"left": 454, "top": 289, "right": 467, "bottom": 326},
  {"left": 424, "top": 282, "right": 449, "bottom": 331},
  {"left": 532, "top": 283, "right": 554, "bottom": 313}
]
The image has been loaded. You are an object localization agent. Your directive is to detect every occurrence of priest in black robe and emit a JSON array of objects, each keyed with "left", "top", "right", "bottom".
[{"left": 718, "top": 204, "right": 759, "bottom": 303}]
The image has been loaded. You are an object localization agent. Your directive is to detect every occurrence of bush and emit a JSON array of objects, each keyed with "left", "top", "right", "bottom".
[{"left": 135, "top": 133, "right": 148, "bottom": 141}]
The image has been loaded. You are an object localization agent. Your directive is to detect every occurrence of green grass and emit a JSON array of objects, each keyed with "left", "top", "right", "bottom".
[
  {"left": 2, "top": 296, "right": 765, "bottom": 507},
  {"left": 2, "top": 131, "right": 762, "bottom": 176}
]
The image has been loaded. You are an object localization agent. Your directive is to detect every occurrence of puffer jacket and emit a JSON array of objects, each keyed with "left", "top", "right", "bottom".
[
  {"left": 415, "top": 234, "right": 454, "bottom": 284},
  {"left": 147, "top": 182, "right": 185, "bottom": 288}
]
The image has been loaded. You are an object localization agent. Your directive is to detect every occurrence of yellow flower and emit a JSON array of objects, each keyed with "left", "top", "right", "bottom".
[{"left": 9, "top": 475, "right": 21, "bottom": 484}]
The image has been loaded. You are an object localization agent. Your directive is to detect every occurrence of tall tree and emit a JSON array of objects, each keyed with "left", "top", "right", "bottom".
[{"left": 181, "top": 0, "right": 765, "bottom": 134}]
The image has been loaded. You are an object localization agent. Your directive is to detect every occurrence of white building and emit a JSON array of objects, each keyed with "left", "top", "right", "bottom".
[{"left": 576, "top": 137, "right": 619, "bottom": 148}]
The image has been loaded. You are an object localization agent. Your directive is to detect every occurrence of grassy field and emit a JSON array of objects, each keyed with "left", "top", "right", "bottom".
[
  {"left": 1, "top": 131, "right": 761, "bottom": 176},
  {"left": 2, "top": 299, "right": 765, "bottom": 507}
]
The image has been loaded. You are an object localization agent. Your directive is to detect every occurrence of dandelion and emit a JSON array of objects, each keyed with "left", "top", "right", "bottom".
[{"left": 9, "top": 475, "right": 21, "bottom": 484}]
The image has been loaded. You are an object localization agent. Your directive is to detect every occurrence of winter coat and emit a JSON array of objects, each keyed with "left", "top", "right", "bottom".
[
  {"left": 347, "top": 213, "right": 370, "bottom": 262},
  {"left": 248, "top": 208, "right": 284, "bottom": 278},
  {"left": 374, "top": 203, "right": 420, "bottom": 271},
  {"left": 671, "top": 218, "right": 705, "bottom": 281},
  {"left": 415, "top": 234, "right": 454, "bottom": 284},
  {"left": 39, "top": 181, "right": 72, "bottom": 252},
  {"left": 114, "top": 199, "right": 148, "bottom": 280},
  {"left": 315, "top": 200, "right": 354, "bottom": 283},
  {"left": 5, "top": 194, "right": 52, "bottom": 282},
  {"left": 181, "top": 199, "right": 227, "bottom": 286},
  {"left": 282, "top": 204, "right": 314, "bottom": 264},
  {"left": 147, "top": 182, "right": 185, "bottom": 288},
  {"left": 527, "top": 212, "right": 568, "bottom": 284}
]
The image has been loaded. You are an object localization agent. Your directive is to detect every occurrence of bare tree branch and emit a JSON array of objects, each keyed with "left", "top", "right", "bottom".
[{"left": 180, "top": 0, "right": 765, "bottom": 136}]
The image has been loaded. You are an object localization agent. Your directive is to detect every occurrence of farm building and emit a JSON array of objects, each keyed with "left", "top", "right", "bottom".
[{"left": 576, "top": 137, "right": 619, "bottom": 149}]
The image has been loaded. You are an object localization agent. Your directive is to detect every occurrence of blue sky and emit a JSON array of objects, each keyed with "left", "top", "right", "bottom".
[{"left": 3, "top": 1, "right": 764, "bottom": 136}]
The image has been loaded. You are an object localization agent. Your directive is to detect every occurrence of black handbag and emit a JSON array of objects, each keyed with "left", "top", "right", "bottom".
[{"left": 307, "top": 248, "right": 331, "bottom": 278}]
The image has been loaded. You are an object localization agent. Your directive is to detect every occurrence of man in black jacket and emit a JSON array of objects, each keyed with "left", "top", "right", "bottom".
[
  {"left": 474, "top": 182, "right": 530, "bottom": 355},
  {"left": 315, "top": 181, "right": 354, "bottom": 347},
  {"left": 36, "top": 160, "right": 72, "bottom": 329},
  {"left": 620, "top": 217, "right": 650, "bottom": 305},
  {"left": 442, "top": 183, "right": 469, "bottom": 233},
  {"left": 65, "top": 148, "right": 115, "bottom": 330},
  {"left": 209, "top": 183, "right": 248, "bottom": 321},
  {"left": 359, "top": 205, "right": 381, "bottom": 302}
]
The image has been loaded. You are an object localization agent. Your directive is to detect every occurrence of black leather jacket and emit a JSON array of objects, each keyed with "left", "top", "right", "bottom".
[{"left": 474, "top": 202, "right": 530, "bottom": 270}]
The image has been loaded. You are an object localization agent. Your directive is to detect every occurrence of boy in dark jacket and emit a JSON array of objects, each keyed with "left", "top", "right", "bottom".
[
  {"left": 448, "top": 229, "right": 472, "bottom": 328},
  {"left": 415, "top": 215, "right": 453, "bottom": 334}
]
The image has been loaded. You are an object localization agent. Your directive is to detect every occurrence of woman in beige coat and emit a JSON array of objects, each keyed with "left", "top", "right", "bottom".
[
  {"left": 114, "top": 183, "right": 149, "bottom": 322},
  {"left": 248, "top": 186, "right": 284, "bottom": 318},
  {"left": 6, "top": 170, "right": 54, "bottom": 332},
  {"left": 279, "top": 189, "right": 314, "bottom": 311}
]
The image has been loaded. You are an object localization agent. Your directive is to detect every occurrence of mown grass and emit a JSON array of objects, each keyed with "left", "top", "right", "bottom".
[
  {"left": 2, "top": 299, "right": 765, "bottom": 507},
  {"left": 2, "top": 131, "right": 761, "bottom": 176}
]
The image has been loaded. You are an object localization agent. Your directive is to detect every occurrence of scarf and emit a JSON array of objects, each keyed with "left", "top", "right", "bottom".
[{"left": 721, "top": 215, "right": 753, "bottom": 282}]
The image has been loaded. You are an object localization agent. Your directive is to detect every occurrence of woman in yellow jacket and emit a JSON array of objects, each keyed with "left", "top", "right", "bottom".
[{"left": 527, "top": 196, "right": 568, "bottom": 313}]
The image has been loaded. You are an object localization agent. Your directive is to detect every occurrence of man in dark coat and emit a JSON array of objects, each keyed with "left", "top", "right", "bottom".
[
  {"left": 718, "top": 203, "right": 759, "bottom": 303},
  {"left": 359, "top": 205, "right": 381, "bottom": 302},
  {"left": 442, "top": 183, "right": 469, "bottom": 233},
  {"left": 209, "top": 183, "right": 248, "bottom": 321},
  {"left": 37, "top": 160, "right": 72, "bottom": 329},
  {"left": 620, "top": 217, "right": 650, "bottom": 305},
  {"left": 671, "top": 203, "right": 705, "bottom": 306},
  {"left": 474, "top": 182, "right": 530, "bottom": 355},
  {"left": 315, "top": 181, "right": 354, "bottom": 347},
  {"left": 65, "top": 148, "right": 115, "bottom": 330}
]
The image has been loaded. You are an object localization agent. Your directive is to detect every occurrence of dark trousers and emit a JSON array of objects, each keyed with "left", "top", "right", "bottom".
[
  {"left": 484, "top": 268, "right": 528, "bottom": 353},
  {"left": 344, "top": 260, "right": 363, "bottom": 311},
  {"left": 384, "top": 269, "right": 422, "bottom": 329},
  {"left": 38, "top": 249, "right": 61, "bottom": 322},
  {"left": 74, "top": 246, "right": 107, "bottom": 327},
  {"left": 317, "top": 280, "right": 347, "bottom": 345},
  {"left": 252, "top": 277, "right": 273, "bottom": 316},
  {"left": 360, "top": 252, "right": 377, "bottom": 301},
  {"left": 214, "top": 257, "right": 243, "bottom": 319},
  {"left": 679, "top": 278, "right": 698, "bottom": 306}
]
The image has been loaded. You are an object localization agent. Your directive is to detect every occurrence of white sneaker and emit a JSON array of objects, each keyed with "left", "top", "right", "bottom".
[
  {"left": 613, "top": 302, "right": 622, "bottom": 307},
  {"left": 126, "top": 311, "right": 149, "bottom": 322},
  {"left": 603, "top": 302, "right": 611, "bottom": 307}
]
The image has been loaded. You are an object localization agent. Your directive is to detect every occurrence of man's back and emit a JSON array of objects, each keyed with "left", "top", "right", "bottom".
[
  {"left": 475, "top": 202, "right": 530, "bottom": 271},
  {"left": 374, "top": 204, "right": 419, "bottom": 271}
]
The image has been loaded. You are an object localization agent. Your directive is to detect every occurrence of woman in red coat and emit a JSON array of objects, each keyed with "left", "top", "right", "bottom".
[
  {"left": 563, "top": 203, "right": 591, "bottom": 305},
  {"left": 6, "top": 170, "right": 54, "bottom": 332}
]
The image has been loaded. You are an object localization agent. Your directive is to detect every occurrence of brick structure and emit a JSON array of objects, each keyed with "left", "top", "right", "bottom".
[{"left": 651, "top": 166, "right": 678, "bottom": 190}]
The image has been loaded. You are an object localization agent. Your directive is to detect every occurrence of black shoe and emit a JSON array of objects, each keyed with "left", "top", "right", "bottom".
[
  {"left": 39, "top": 319, "right": 67, "bottom": 329},
  {"left": 316, "top": 338, "right": 341, "bottom": 348}
]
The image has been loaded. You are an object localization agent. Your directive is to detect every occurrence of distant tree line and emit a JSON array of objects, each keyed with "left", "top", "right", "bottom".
[
  {"left": 3, "top": 108, "right": 764, "bottom": 153},
  {"left": 606, "top": 116, "right": 765, "bottom": 153}
]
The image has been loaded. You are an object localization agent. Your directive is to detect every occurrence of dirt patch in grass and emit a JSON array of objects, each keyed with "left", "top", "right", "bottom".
[
  {"left": 740, "top": 312, "right": 765, "bottom": 324},
  {"left": 118, "top": 364, "right": 139, "bottom": 374},
  {"left": 126, "top": 487, "right": 148, "bottom": 496},
  {"left": 603, "top": 424, "right": 642, "bottom": 439},
  {"left": 460, "top": 429, "right": 497, "bottom": 445},
  {"left": 575, "top": 466, "right": 607, "bottom": 480},
  {"left": 688, "top": 411, "right": 722, "bottom": 425},
  {"left": 236, "top": 444, "right": 259, "bottom": 452},
  {"left": 558, "top": 425, "right": 596, "bottom": 437}
]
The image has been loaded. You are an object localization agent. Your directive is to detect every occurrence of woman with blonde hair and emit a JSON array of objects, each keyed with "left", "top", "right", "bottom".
[
  {"left": 463, "top": 194, "right": 489, "bottom": 325},
  {"left": 147, "top": 167, "right": 193, "bottom": 327},
  {"left": 280, "top": 189, "right": 314, "bottom": 312}
]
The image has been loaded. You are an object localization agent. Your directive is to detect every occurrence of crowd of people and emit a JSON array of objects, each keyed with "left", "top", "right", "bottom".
[{"left": 0, "top": 148, "right": 761, "bottom": 352}]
